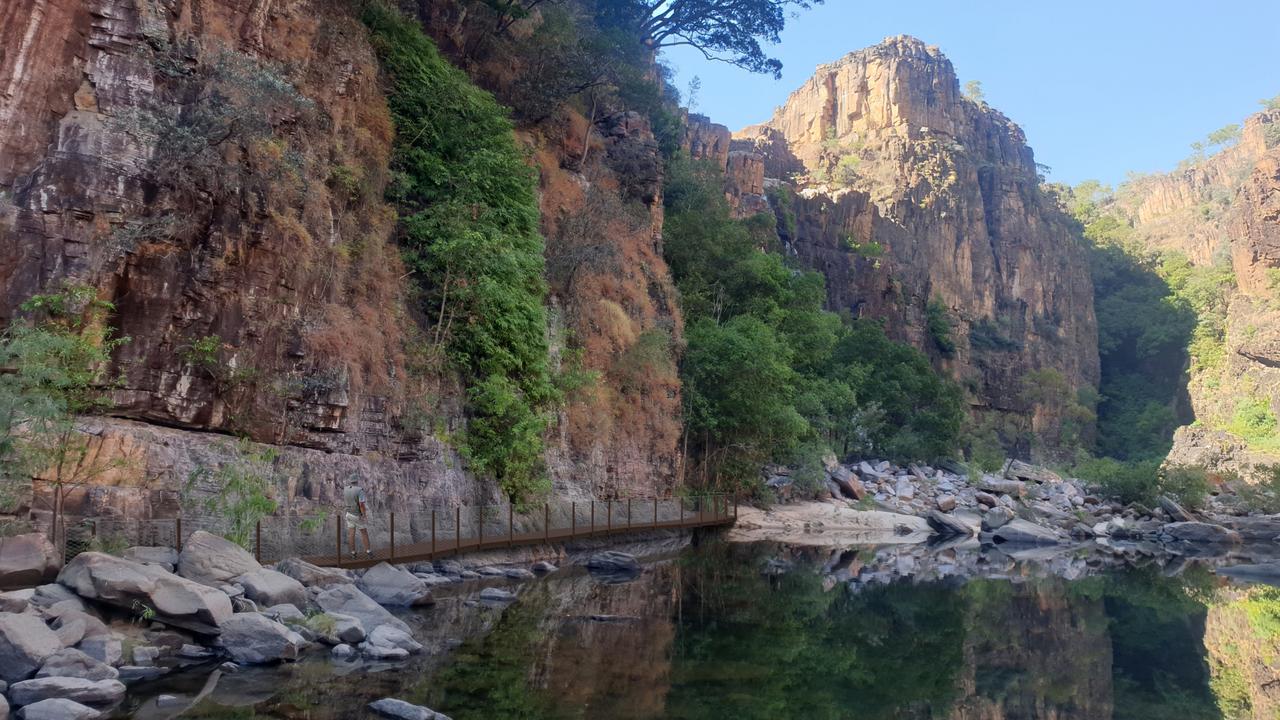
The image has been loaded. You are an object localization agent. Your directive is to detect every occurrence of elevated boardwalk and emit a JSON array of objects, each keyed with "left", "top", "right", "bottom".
[{"left": 304, "top": 495, "right": 737, "bottom": 570}]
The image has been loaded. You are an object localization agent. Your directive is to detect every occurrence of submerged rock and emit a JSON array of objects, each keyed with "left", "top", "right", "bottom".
[
  {"left": 1161, "top": 522, "right": 1242, "bottom": 544},
  {"left": 926, "top": 510, "right": 972, "bottom": 538},
  {"left": 989, "top": 519, "right": 1061, "bottom": 546},
  {"left": 369, "top": 698, "right": 452, "bottom": 720}
]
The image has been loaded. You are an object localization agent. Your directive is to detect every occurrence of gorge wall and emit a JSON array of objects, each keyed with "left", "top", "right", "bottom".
[
  {"left": 732, "top": 37, "right": 1100, "bottom": 459},
  {"left": 1113, "top": 110, "right": 1280, "bottom": 471},
  {"left": 0, "top": 0, "right": 682, "bottom": 532}
]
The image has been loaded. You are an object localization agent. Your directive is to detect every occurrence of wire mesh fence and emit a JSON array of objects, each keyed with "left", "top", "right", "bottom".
[{"left": 58, "top": 493, "right": 737, "bottom": 567}]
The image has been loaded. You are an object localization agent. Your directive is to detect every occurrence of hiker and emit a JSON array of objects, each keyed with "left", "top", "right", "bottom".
[{"left": 343, "top": 478, "right": 373, "bottom": 557}]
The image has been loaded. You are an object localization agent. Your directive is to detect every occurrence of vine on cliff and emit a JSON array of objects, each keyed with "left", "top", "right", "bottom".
[{"left": 363, "top": 3, "right": 555, "bottom": 503}]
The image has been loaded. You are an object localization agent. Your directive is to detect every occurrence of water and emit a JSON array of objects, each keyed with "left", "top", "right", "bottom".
[{"left": 116, "top": 539, "right": 1280, "bottom": 719}]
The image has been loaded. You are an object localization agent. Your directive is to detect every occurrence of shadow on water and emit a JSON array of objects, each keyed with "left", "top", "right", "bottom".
[{"left": 113, "top": 539, "right": 1280, "bottom": 719}]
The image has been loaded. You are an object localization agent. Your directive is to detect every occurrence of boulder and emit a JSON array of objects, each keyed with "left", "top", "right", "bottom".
[
  {"left": 357, "top": 564, "right": 433, "bottom": 607},
  {"left": 0, "top": 613, "right": 63, "bottom": 683},
  {"left": 982, "top": 506, "right": 1016, "bottom": 531},
  {"left": 1162, "top": 522, "right": 1242, "bottom": 544},
  {"left": 314, "top": 584, "right": 410, "bottom": 635},
  {"left": 1158, "top": 496, "right": 1196, "bottom": 523},
  {"left": 215, "top": 613, "right": 306, "bottom": 665},
  {"left": 35, "top": 648, "right": 118, "bottom": 681},
  {"left": 53, "top": 617, "right": 85, "bottom": 647},
  {"left": 478, "top": 587, "right": 516, "bottom": 603},
  {"left": 78, "top": 637, "right": 122, "bottom": 667},
  {"left": 828, "top": 466, "right": 866, "bottom": 500},
  {"left": 305, "top": 612, "right": 365, "bottom": 645},
  {"left": 1004, "top": 460, "right": 1062, "bottom": 484},
  {"left": 927, "top": 510, "right": 972, "bottom": 538},
  {"left": 57, "top": 553, "right": 232, "bottom": 628},
  {"left": 368, "top": 698, "right": 452, "bottom": 720},
  {"left": 14, "top": 698, "right": 101, "bottom": 720},
  {"left": 504, "top": 568, "right": 536, "bottom": 580},
  {"left": 989, "top": 519, "right": 1061, "bottom": 546},
  {"left": 264, "top": 604, "right": 305, "bottom": 624},
  {"left": 893, "top": 479, "right": 915, "bottom": 501},
  {"left": 51, "top": 611, "right": 108, "bottom": 641},
  {"left": 130, "top": 646, "right": 160, "bottom": 666},
  {"left": 8, "top": 677, "right": 125, "bottom": 707},
  {"left": 274, "top": 558, "right": 350, "bottom": 588},
  {"left": 531, "top": 561, "right": 557, "bottom": 574},
  {"left": 177, "top": 532, "right": 261, "bottom": 586},
  {"left": 121, "top": 547, "right": 179, "bottom": 572},
  {"left": 0, "top": 534, "right": 61, "bottom": 591},
  {"left": 975, "top": 492, "right": 998, "bottom": 508},
  {"left": 1218, "top": 563, "right": 1280, "bottom": 586},
  {"left": 0, "top": 694, "right": 6, "bottom": 720},
  {"left": 584, "top": 552, "right": 641, "bottom": 574},
  {"left": 331, "top": 643, "right": 356, "bottom": 660},
  {"left": 363, "top": 625, "right": 422, "bottom": 655},
  {"left": 1219, "top": 516, "right": 1280, "bottom": 541},
  {"left": 30, "top": 584, "right": 80, "bottom": 609},
  {"left": 238, "top": 569, "right": 307, "bottom": 609},
  {"left": 0, "top": 591, "right": 30, "bottom": 613},
  {"left": 936, "top": 495, "right": 957, "bottom": 512},
  {"left": 978, "top": 475, "right": 1026, "bottom": 497}
]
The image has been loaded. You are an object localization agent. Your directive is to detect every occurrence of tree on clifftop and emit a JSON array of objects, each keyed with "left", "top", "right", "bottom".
[{"left": 598, "top": 0, "right": 823, "bottom": 78}]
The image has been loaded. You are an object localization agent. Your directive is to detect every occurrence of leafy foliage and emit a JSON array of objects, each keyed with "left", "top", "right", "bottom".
[
  {"left": 595, "top": 0, "right": 823, "bottom": 78},
  {"left": 0, "top": 286, "right": 129, "bottom": 516},
  {"left": 664, "top": 155, "right": 962, "bottom": 489},
  {"left": 362, "top": 4, "right": 555, "bottom": 502},
  {"left": 1073, "top": 458, "right": 1208, "bottom": 508},
  {"left": 925, "top": 295, "right": 957, "bottom": 357},
  {"left": 187, "top": 439, "right": 279, "bottom": 549}
]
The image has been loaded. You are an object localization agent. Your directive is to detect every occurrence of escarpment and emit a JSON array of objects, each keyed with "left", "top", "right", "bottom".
[{"left": 731, "top": 37, "right": 1101, "bottom": 458}]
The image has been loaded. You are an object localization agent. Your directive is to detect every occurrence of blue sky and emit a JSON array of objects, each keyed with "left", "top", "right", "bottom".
[{"left": 661, "top": 0, "right": 1280, "bottom": 187}]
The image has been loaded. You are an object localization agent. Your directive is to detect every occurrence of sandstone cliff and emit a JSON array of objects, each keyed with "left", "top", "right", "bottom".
[
  {"left": 734, "top": 37, "right": 1100, "bottom": 458},
  {"left": 1117, "top": 110, "right": 1280, "bottom": 470},
  {"left": 0, "top": 0, "right": 682, "bottom": 533}
]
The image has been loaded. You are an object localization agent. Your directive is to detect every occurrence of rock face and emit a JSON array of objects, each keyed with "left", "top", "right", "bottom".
[
  {"left": 0, "top": 534, "right": 62, "bottom": 590},
  {"left": 1115, "top": 110, "right": 1280, "bottom": 470},
  {"left": 734, "top": 36, "right": 1100, "bottom": 457},
  {"left": 57, "top": 552, "right": 232, "bottom": 628}
]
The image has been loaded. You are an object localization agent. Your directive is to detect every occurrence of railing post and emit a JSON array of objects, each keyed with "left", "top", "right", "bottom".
[
  {"left": 734, "top": 491, "right": 739, "bottom": 520},
  {"left": 508, "top": 503, "right": 513, "bottom": 548},
  {"left": 544, "top": 503, "right": 549, "bottom": 542},
  {"left": 680, "top": 497, "right": 684, "bottom": 526},
  {"left": 607, "top": 501, "right": 612, "bottom": 534},
  {"left": 654, "top": 497, "right": 658, "bottom": 527},
  {"left": 478, "top": 505, "right": 484, "bottom": 548},
  {"left": 336, "top": 513, "right": 343, "bottom": 568},
  {"left": 571, "top": 501, "right": 576, "bottom": 538},
  {"left": 590, "top": 500, "right": 595, "bottom": 537},
  {"left": 175, "top": 517, "right": 181, "bottom": 552},
  {"left": 255, "top": 520, "right": 261, "bottom": 563},
  {"left": 431, "top": 509, "right": 436, "bottom": 557},
  {"left": 390, "top": 512, "right": 396, "bottom": 563},
  {"left": 627, "top": 498, "right": 632, "bottom": 531},
  {"left": 455, "top": 506, "right": 461, "bottom": 555}
]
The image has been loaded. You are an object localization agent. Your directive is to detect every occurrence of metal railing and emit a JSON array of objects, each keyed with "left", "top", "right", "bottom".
[{"left": 65, "top": 494, "right": 738, "bottom": 569}]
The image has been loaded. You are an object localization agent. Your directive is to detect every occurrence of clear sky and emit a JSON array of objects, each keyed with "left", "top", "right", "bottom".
[{"left": 661, "top": 0, "right": 1280, "bottom": 187}]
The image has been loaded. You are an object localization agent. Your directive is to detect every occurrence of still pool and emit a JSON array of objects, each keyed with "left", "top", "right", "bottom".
[{"left": 115, "top": 539, "right": 1280, "bottom": 719}]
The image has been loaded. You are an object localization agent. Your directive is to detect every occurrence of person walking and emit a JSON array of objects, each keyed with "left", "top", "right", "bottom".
[{"left": 343, "top": 478, "right": 373, "bottom": 558}]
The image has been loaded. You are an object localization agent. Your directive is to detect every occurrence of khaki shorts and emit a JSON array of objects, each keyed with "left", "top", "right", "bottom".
[{"left": 344, "top": 512, "right": 367, "bottom": 531}]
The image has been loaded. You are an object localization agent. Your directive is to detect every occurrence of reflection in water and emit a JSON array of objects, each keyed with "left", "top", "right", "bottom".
[{"left": 114, "top": 540, "right": 1280, "bottom": 719}]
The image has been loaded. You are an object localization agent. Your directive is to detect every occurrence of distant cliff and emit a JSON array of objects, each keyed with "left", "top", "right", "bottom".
[{"left": 730, "top": 37, "right": 1101, "bottom": 459}]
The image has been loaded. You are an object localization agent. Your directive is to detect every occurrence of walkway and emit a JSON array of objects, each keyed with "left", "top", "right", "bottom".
[{"left": 303, "top": 494, "right": 737, "bottom": 570}]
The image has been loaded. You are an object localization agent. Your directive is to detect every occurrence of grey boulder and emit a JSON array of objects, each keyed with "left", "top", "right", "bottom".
[
  {"left": 177, "top": 531, "right": 261, "bottom": 586},
  {"left": 989, "top": 519, "right": 1061, "bottom": 546},
  {"left": 369, "top": 698, "right": 452, "bottom": 720},
  {"left": 215, "top": 613, "right": 306, "bottom": 665},
  {"left": 14, "top": 698, "right": 101, "bottom": 720},
  {"left": 0, "top": 534, "right": 62, "bottom": 591},
  {"left": 982, "top": 506, "right": 1016, "bottom": 531},
  {"left": 1162, "top": 522, "right": 1242, "bottom": 544},
  {"left": 926, "top": 510, "right": 972, "bottom": 538},
  {"left": 57, "top": 553, "right": 232, "bottom": 628},
  {"left": 121, "top": 547, "right": 179, "bottom": 572},
  {"left": 304, "top": 612, "right": 365, "bottom": 645},
  {"left": 314, "top": 584, "right": 410, "bottom": 635},
  {"left": 357, "top": 563, "right": 433, "bottom": 607},
  {"left": 35, "top": 648, "right": 118, "bottom": 681},
  {"left": 274, "top": 558, "right": 350, "bottom": 589},
  {"left": 361, "top": 625, "right": 422, "bottom": 659},
  {"left": 0, "top": 613, "right": 63, "bottom": 683},
  {"left": 8, "top": 676, "right": 125, "bottom": 707},
  {"left": 238, "top": 569, "right": 307, "bottom": 609},
  {"left": 584, "top": 552, "right": 640, "bottom": 574},
  {"left": 78, "top": 637, "right": 123, "bottom": 667}
]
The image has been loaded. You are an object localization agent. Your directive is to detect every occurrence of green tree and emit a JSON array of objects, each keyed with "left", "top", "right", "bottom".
[
  {"left": 0, "top": 286, "right": 130, "bottom": 543},
  {"left": 925, "top": 295, "right": 957, "bottom": 357},
  {"left": 597, "top": 0, "right": 823, "bottom": 78},
  {"left": 963, "top": 79, "right": 985, "bottom": 103},
  {"left": 1206, "top": 123, "right": 1241, "bottom": 148}
]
